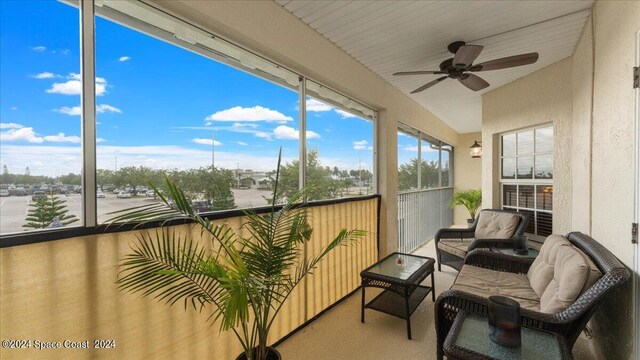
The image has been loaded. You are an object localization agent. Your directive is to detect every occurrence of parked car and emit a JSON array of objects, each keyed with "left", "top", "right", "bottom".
[
  {"left": 145, "top": 190, "right": 156, "bottom": 197},
  {"left": 0, "top": 189, "right": 9, "bottom": 197},
  {"left": 117, "top": 191, "right": 131, "bottom": 199},
  {"left": 96, "top": 191, "right": 106, "bottom": 198},
  {"left": 16, "top": 187, "right": 27, "bottom": 196},
  {"left": 191, "top": 200, "right": 212, "bottom": 213},
  {"left": 32, "top": 191, "right": 47, "bottom": 201}
]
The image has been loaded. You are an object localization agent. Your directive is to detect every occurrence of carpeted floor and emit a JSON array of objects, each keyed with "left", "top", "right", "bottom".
[{"left": 277, "top": 240, "right": 596, "bottom": 360}]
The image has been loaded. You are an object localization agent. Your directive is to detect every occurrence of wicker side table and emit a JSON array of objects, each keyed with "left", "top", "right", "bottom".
[
  {"left": 444, "top": 311, "right": 573, "bottom": 360},
  {"left": 360, "top": 252, "right": 435, "bottom": 340}
]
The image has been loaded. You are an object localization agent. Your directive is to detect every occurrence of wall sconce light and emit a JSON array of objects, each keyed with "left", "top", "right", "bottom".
[{"left": 470, "top": 141, "right": 482, "bottom": 158}]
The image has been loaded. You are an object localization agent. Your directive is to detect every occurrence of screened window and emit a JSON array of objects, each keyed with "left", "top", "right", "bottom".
[
  {"left": 0, "top": 0, "right": 82, "bottom": 234},
  {"left": 500, "top": 125, "right": 553, "bottom": 238},
  {"left": 397, "top": 124, "right": 453, "bottom": 192},
  {"left": 304, "top": 80, "right": 375, "bottom": 201},
  {"left": 94, "top": 7, "right": 300, "bottom": 221}
]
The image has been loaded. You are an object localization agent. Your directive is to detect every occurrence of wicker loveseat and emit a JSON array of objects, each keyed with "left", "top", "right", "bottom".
[
  {"left": 434, "top": 232, "right": 630, "bottom": 360},
  {"left": 434, "top": 209, "right": 530, "bottom": 271}
]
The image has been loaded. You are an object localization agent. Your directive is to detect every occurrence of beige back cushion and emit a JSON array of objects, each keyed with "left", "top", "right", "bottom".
[
  {"left": 474, "top": 211, "right": 519, "bottom": 239},
  {"left": 527, "top": 234, "right": 572, "bottom": 296},
  {"left": 539, "top": 244, "right": 590, "bottom": 313},
  {"left": 575, "top": 245, "right": 603, "bottom": 295}
]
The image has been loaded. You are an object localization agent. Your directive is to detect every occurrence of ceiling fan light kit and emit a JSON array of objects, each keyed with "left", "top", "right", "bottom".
[{"left": 393, "top": 41, "right": 539, "bottom": 93}]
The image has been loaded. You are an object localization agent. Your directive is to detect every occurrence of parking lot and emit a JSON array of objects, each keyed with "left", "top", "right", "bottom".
[{"left": 0, "top": 189, "right": 273, "bottom": 235}]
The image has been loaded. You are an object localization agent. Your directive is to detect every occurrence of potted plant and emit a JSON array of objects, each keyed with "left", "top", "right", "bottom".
[
  {"left": 108, "top": 152, "right": 365, "bottom": 360},
  {"left": 450, "top": 189, "right": 482, "bottom": 227}
]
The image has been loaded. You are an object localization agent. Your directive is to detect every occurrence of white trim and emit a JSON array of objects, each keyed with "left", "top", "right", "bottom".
[{"left": 81, "top": 0, "right": 97, "bottom": 227}]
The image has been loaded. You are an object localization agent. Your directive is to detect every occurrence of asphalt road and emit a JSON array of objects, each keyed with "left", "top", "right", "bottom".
[
  {"left": 0, "top": 187, "right": 370, "bottom": 235},
  {"left": 0, "top": 189, "right": 273, "bottom": 235}
]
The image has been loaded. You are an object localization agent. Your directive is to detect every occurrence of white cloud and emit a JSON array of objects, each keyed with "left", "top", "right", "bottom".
[
  {"left": 401, "top": 145, "right": 418, "bottom": 152},
  {"left": 273, "top": 125, "right": 320, "bottom": 140},
  {"left": 118, "top": 56, "right": 131, "bottom": 62},
  {"left": 306, "top": 98, "right": 333, "bottom": 112},
  {"left": 0, "top": 127, "right": 44, "bottom": 143},
  {"left": 0, "top": 144, "right": 301, "bottom": 177},
  {"left": 43, "top": 133, "right": 81, "bottom": 143},
  {"left": 46, "top": 73, "right": 107, "bottom": 96},
  {"left": 54, "top": 104, "right": 121, "bottom": 116},
  {"left": 205, "top": 106, "right": 293, "bottom": 123},
  {"left": 232, "top": 122, "right": 259, "bottom": 129},
  {"left": 55, "top": 106, "right": 81, "bottom": 116},
  {"left": 96, "top": 104, "right": 122, "bottom": 114},
  {"left": 192, "top": 138, "right": 223, "bottom": 146},
  {"left": 353, "top": 140, "right": 369, "bottom": 150},
  {"left": 237, "top": 141, "right": 248, "bottom": 146},
  {"left": 97, "top": 138, "right": 106, "bottom": 143},
  {"left": 335, "top": 109, "right": 357, "bottom": 118},
  {"left": 31, "top": 72, "right": 59, "bottom": 79},
  {"left": 31, "top": 46, "right": 46, "bottom": 52},
  {"left": 0, "top": 123, "right": 24, "bottom": 129},
  {"left": 10, "top": 107, "right": 17, "bottom": 111}
]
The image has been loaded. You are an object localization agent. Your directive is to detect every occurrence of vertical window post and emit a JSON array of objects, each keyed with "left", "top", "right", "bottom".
[
  {"left": 80, "top": 0, "right": 97, "bottom": 227},
  {"left": 298, "top": 77, "right": 306, "bottom": 193}
]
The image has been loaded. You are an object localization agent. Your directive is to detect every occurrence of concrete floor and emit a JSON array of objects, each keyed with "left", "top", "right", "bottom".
[{"left": 277, "top": 240, "right": 596, "bottom": 360}]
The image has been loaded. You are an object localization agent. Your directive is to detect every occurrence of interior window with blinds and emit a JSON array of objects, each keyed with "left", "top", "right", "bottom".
[{"left": 500, "top": 125, "right": 553, "bottom": 238}]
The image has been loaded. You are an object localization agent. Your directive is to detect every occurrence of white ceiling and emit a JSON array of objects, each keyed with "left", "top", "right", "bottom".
[{"left": 276, "top": 0, "right": 593, "bottom": 133}]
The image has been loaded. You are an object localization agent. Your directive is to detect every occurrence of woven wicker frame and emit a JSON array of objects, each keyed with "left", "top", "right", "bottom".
[
  {"left": 434, "top": 209, "right": 531, "bottom": 272},
  {"left": 434, "top": 232, "right": 631, "bottom": 360}
]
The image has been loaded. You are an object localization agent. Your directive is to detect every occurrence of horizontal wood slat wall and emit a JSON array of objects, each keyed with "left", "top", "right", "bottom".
[{"left": 0, "top": 198, "right": 378, "bottom": 359}]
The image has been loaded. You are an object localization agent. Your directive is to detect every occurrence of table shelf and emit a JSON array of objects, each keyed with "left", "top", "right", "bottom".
[{"left": 365, "top": 285, "right": 432, "bottom": 319}]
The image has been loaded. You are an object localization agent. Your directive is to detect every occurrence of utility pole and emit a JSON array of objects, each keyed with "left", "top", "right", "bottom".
[
  {"left": 211, "top": 133, "right": 215, "bottom": 170},
  {"left": 115, "top": 157, "right": 118, "bottom": 172},
  {"left": 358, "top": 156, "right": 362, "bottom": 187}
]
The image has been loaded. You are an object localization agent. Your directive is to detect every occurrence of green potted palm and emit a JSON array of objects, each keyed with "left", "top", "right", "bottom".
[
  {"left": 108, "top": 152, "right": 365, "bottom": 360},
  {"left": 450, "top": 189, "right": 482, "bottom": 227}
]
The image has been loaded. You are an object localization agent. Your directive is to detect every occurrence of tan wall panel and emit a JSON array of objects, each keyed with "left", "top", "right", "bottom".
[
  {"left": 481, "top": 58, "right": 573, "bottom": 235},
  {"left": 1, "top": 199, "right": 378, "bottom": 360},
  {"left": 453, "top": 132, "right": 483, "bottom": 225}
]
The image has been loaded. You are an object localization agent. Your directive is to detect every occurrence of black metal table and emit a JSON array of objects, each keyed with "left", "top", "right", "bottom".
[
  {"left": 360, "top": 252, "right": 435, "bottom": 339},
  {"left": 444, "top": 311, "right": 573, "bottom": 360}
]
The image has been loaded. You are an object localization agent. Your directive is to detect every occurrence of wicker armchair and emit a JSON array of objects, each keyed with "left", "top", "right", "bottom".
[
  {"left": 434, "top": 232, "right": 630, "bottom": 360},
  {"left": 434, "top": 209, "right": 530, "bottom": 271}
]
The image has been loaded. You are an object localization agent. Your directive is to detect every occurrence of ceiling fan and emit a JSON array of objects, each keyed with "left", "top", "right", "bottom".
[{"left": 393, "top": 41, "right": 539, "bottom": 93}]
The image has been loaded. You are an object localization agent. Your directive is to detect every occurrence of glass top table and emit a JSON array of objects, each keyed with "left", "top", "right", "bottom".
[
  {"left": 360, "top": 252, "right": 435, "bottom": 340},
  {"left": 364, "top": 253, "right": 431, "bottom": 281},
  {"left": 444, "top": 311, "right": 572, "bottom": 360}
]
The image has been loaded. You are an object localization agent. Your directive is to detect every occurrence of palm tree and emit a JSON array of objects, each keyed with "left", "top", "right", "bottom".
[{"left": 108, "top": 150, "right": 366, "bottom": 360}]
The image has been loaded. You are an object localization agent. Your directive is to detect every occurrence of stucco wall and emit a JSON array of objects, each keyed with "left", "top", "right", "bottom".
[
  {"left": 481, "top": 58, "right": 573, "bottom": 235},
  {"left": 149, "top": 0, "right": 463, "bottom": 256},
  {"left": 587, "top": 2, "right": 639, "bottom": 359},
  {"left": 571, "top": 15, "right": 594, "bottom": 236},
  {"left": 482, "top": 2, "right": 639, "bottom": 357},
  {"left": 453, "top": 132, "right": 482, "bottom": 225}
]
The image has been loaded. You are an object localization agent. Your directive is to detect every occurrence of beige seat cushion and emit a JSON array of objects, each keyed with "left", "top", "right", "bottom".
[
  {"left": 437, "top": 240, "right": 473, "bottom": 258},
  {"left": 474, "top": 211, "right": 519, "bottom": 239},
  {"left": 452, "top": 265, "right": 540, "bottom": 311},
  {"left": 527, "top": 234, "right": 572, "bottom": 297},
  {"left": 539, "top": 244, "right": 590, "bottom": 314}
]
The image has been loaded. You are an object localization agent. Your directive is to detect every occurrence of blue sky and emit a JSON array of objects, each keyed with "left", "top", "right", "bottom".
[{"left": 0, "top": 0, "right": 374, "bottom": 177}]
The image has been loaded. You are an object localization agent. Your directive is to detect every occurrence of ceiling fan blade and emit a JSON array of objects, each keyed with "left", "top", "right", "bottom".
[
  {"left": 459, "top": 74, "right": 489, "bottom": 91},
  {"left": 393, "top": 70, "right": 445, "bottom": 76},
  {"left": 471, "top": 52, "right": 539, "bottom": 72},
  {"left": 453, "top": 45, "right": 484, "bottom": 68},
  {"left": 410, "top": 76, "right": 448, "bottom": 94}
]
